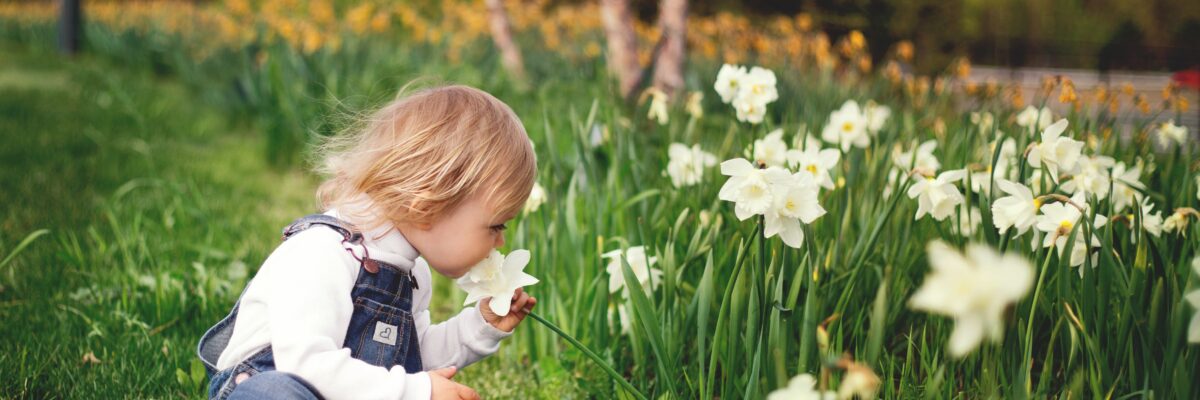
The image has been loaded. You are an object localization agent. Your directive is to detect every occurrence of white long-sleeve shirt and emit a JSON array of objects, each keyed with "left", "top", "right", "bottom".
[{"left": 214, "top": 208, "right": 512, "bottom": 400}]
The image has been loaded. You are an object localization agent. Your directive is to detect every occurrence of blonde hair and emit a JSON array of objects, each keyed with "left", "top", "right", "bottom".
[{"left": 315, "top": 84, "right": 537, "bottom": 233}]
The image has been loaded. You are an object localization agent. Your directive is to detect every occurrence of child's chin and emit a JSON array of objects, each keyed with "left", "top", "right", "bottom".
[{"left": 435, "top": 267, "right": 469, "bottom": 279}]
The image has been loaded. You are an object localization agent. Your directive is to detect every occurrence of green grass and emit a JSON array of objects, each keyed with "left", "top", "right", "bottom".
[{"left": 0, "top": 42, "right": 307, "bottom": 398}]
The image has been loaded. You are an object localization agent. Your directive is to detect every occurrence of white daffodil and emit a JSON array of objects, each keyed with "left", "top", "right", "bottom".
[
  {"left": 909, "top": 240, "right": 1034, "bottom": 358},
  {"left": 893, "top": 139, "right": 941, "bottom": 173},
  {"left": 1062, "top": 155, "right": 1115, "bottom": 199},
  {"left": 1111, "top": 160, "right": 1146, "bottom": 212},
  {"left": 1187, "top": 257, "right": 1200, "bottom": 343},
  {"left": 794, "top": 130, "right": 823, "bottom": 151},
  {"left": 768, "top": 374, "right": 836, "bottom": 400},
  {"left": 1026, "top": 118, "right": 1084, "bottom": 182},
  {"left": 787, "top": 144, "right": 840, "bottom": 190},
  {"left": 1027, "top": 170, "right": 1047, "bottom": 194},
  {"left": 1195, "top": 175, "right": 1200, "bottom": 201},
  {"left": 838, "top": 363, "right": 881, "bottom": 400},
  {"left": 602, "top": 246, "right": 663, "bottom": 296},
  {"left": 821, "top": 100, "right": 870, "bottom": 151},
  {"left": 863, "top": 101, "right": 891, "bottom": 135},
  {"left": 685, "top": 91, "right": 704, "bottom": 119},
  {"left": 991, "top": 179, "right": 1039, "bottom": 237},
  {"left": 1035, "top": 197, "right": 1107, "bottom": 270},
  {"left": 1156, "top": 120, "right": 1188, "bottom": 148},
  {"left": 741, "top": 66, "right": 780, "bottom": 105},
  {"left": 645, "top": 87, "right": 670, "bottom": 125},
  {"left": 881, "top": 169, "right": 903, "bottom": 199},
  {"left": 718, "top": 158, "right": 774, "bottom": 220},
  {"left": 716, "top": 64, "right": 778, "bottom": 124},
  {"left": 524, "top": 182, "right": 546, "bottom": 214},
  {"left": 1164, "top": 211, "right": 1190, "bottom": 235},
  {"left": 956, "top": 207, "right": 983, "bottom": 237},
  {"left": 666, "top": 143, "right": 718, "bottom": 188},
  {"left": 732, "top": 95, "right": 769, "bottom": 124},
  {"left": 589, "top": 123, "right": 610, "bottom": 148},
  {"left": 906, "top": 169, "right": 968, "bottom": 221},
  {"left": 971, "top": 111, "right": 995, "bottom": 134},
  {"left": 607, "top": 303, "right": 632, "bottom": 334},
  {"left": 456, "top": 249, "right": 539, "bottom": 317},
  {"left": 753, "top": 129, "right": 790, "bottom": 167},
  {"left": 970, "top": 170, "right": 997, "bottom": 197},
  {"left": 763, "top": 168, "right": 826, "bottom": 248},
  {"left": 1133, "top": 198, "right": 1164, "bottom": 242},
  {"left": 1016, "top": 106, "right": 1053, "bottom": 133},
  {"left": 714, "top": 64, "right": 748, "bottom": 104},
  {"left": 971, "top": 138, "right": 1018, "bottom": 196}
]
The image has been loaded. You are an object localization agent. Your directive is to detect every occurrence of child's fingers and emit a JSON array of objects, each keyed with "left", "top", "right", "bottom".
[
  {"left": 511, "top": 287, "right": 524, "bottom": 301},
  {"left": 431, "top": 366, "right": 457, "bottom": 379},
  {"left": 510, "top": 292, "right": 531, "bottom": 315},
  {"left": 515, "top": 296, "right": 537, "bottom": 316},
  {"left": 455, "top": 384, "right": 480, "bottom": 400}
]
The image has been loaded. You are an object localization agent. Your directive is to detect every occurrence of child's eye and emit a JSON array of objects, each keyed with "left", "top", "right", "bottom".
[{"left": 490, "top": 224, "right": 507, "bottom": 233}]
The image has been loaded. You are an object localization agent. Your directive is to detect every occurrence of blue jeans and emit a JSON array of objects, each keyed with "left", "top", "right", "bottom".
[
  {"left": 197, "top": 214, "right": 424, "bottom": 400},
  {"left": 206, "top": 348, "right": 321, "bottom": 399},
  {"left": 227, "top": 372, "right": 320, "bottom": 400}
]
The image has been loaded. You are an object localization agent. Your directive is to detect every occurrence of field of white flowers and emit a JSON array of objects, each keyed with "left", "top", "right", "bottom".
[
  {"left": 497, "top": 63, "right": 1200, "bottom": 398},
  {"left": 2, "top": 1, "right": 1199, "bottom": 398}
]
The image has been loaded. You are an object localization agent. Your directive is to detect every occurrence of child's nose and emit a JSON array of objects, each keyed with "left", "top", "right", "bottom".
[{"left": 495, "top": 233, "right": 505, "bottom": 248}]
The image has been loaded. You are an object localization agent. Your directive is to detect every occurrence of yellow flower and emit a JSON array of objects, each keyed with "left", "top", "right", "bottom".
[{"left": 345, "top": 3, "right": 374, "bottom": 35}]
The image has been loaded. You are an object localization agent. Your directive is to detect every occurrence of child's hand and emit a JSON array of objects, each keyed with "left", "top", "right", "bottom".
[
  {"left": 480, "top": 288, "right": 537, "bottom": 332},
  {"left": 430, "top": 366, "right": 480, "bottom": 400}
]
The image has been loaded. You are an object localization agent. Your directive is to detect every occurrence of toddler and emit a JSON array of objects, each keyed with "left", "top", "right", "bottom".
[{"left": 197, "top": 85, "right": 539, "bottom": 400}]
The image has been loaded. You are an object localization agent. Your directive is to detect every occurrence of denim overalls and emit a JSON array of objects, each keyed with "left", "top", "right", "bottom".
[{"left": 196, "top": 214, "right": 423, "bottom": 399}]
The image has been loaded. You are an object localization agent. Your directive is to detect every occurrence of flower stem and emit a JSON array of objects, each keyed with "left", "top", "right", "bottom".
[
  {"left": 527, "top": 311, "right": 648, "bottom": 400},
  {"left": 1021, "top": 249, "right": 1055, "bottom": 395}
]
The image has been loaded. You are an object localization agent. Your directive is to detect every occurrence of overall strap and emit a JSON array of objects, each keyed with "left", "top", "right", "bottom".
[
  {"left": 281, "top": 214, "right": 387, "bottom": 274},
  {"left": 281, "top": 214, "right": 360, "bottom": 243}
]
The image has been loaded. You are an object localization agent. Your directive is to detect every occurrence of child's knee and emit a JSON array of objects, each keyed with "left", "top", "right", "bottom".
[{"left": 227, "top": 371, "right": 320, "bottom": 400}]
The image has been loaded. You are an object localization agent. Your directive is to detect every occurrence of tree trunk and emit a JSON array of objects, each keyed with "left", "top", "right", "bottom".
[
  {"left": 58, "top": 0, "right": 82, "bottom": 55},
  {"left": 652, "top": 0, "right": 687, "bottom": 100},
  {"left": 600, "top": 0, "right": 641, "bottom": 99},
  {"left": 484, "top": 0, "right": 526, "bottom": 85}
]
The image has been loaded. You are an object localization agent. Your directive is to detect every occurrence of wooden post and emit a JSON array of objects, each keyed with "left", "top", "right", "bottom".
[{"left": 58, "top": 0, "right": 82, "bottom": 55}]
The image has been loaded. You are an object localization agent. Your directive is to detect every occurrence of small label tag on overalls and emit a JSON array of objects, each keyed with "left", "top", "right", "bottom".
[{"left": 373, "top": 321, "right": 398, "bottom": 346}]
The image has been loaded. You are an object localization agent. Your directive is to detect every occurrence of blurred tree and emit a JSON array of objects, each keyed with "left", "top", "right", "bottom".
[
  {"left": 555, "top": 0, "right": 1198, "bottom": 71},
  {"left": 1169, "top": 19, "right": 1200, "bottom": 70},
  {"left": 1098, "top": 21, "right": 1151, "bottom": 72},
  {"left": 652, "top": 0, "right": 688, "bottom": 100},
  {"left": 485, "top": 0, "right": 527, "bottom": 87},
  {"left": 602, "top": 0, "right": 643, "bottom": 98},
  {"left": 57, "top": 0, "right": 81, "bottom": 55}
]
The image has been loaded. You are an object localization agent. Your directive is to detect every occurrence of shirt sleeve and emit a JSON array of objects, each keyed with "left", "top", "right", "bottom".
[
  {"left": 410, "top": 260, "right": 513, "bottom": 370},
  {"left": 262, "top": 228, "right": 432, "bottom": 400}
]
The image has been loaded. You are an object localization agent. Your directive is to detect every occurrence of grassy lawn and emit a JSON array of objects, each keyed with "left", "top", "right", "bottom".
[{"left": 0, "top": 43, "right": 575, "bottom": 398}]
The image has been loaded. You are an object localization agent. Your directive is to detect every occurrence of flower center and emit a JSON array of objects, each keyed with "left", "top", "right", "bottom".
[
  {"left": 842, "top": 122, "right": 854, "bottom": 133},
  {"left": 805, "top": 164, "right": 818, "bottom": 174},
  {"left": 1056, "top": 220, "right": 1073, "bottom": 236}
]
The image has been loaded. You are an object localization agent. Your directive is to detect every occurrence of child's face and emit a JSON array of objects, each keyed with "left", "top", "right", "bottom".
[{"left": 398, "top": 195, "right": 514, "bottom": 279}]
